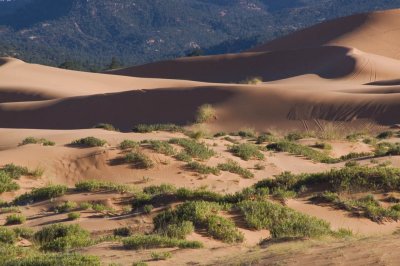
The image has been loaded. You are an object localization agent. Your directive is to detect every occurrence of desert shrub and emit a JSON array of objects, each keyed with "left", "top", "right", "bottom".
[
  {"left": 344, "top": 161, "right": 360, "bottom": 167},
  {"left": 0, "top": 206, "right": 21, "bottom": 214},
  {"left": 151, "top": 251, "right": 172, "bottom": 261},
  {"left": 254, "top": 163, "right": 266, "bottom": 170},
  {"left": 14, "top": 185, "right": 68, "bottom": 205},
  {"left": 34, "top": 224, "right": 92, "bottom": 252},
  {"left": 79, "top": 202, "right": 93, "bottom": 210},
  {"left": 285, "top": 132, "right": 308, "bottom": 141},
  {"left": 375, "top": 142, "right": 400, "bottom": 157},
  {"left": 143, "top": 184, "right": 177, "bottom": 196},
  {"left": 125, "top": 151, "right": 154, "bottom": 169},
  {"left": 54, "top": 201, "right": 78, "bottom": 213},
  {"left": 156, "top": 221, "right": 194, "bottom": 239},
  {"left": 377, "top": 131, "right": 394, "bottom": 139},
  {"left": 256, "top": 133, "right": 277, "bottom": 144},
  {"left": 0, "top": 227, "right": 16, "bottom": 244},
  {"left": 239, "top": 76, "right": 263, "bottom": 85},
  {"left": 176, "top": 188, "right": 225, "bottom": 202},
  {"left": 5, "top": 214, "right": 26, "bottom": 225},
  {"left": 67, "top": 212, "right": 81, "bottom": 220},
  {"left": 13, "top": 227, "right": 34, "bottom": 240},
  {"left": 206, "top": 215, "right": 244, "bottom": 243},
  {"left": 237, "top": 200, "right": 331, "bottom": 238},
  {"left": 75, "top": 180, "right": 132, "bottom": 193},
  {"left": 169, "top": 138, "right": 215, "bottom": 160},
  {"left": 238, "top": 129, "right": 256, "bottom": 138},
  {"left": 20, "top": 137, "right": 55, "bottom": 146},
  {"left": 346, "top": 132, "right": 367, "bottom": 142},
  {"left": 122, "top": 234, "right": 202, "bottom": 250},
  {"left": 71, "top": 137, "right": 107, "bottom": 147},
  {"left": 145, "top": 140, "right": 175, "bottom": 156},
  {"left": 132, "top": 262, "right": 148, "bottom": 266},
  {"left": 114, "top": 227, "right": 133, "bottom": 237},
  {"left": 94, "top": 123, "right": 118, "bottom": 131},
  {"left": 4, "top": 254, "right": 100, "bottom": 266},
  {"left": 91, "top": 203, "right": 112, "bottom": 213},
  {"left": 339, "top": 152, "right": 372, "bottom": 161},
  {"left": 175, "top": 151, "right": 192, "bottom": 162},
  {"left": 132, "top": 124, "right": 184, "bottom": 133},
  {"left": 119, "top": 140, "right": 139, "bottom": 150},
  {"left": 217, "top": 159, "right": 254, "bottom": 178},
  {"left": 143, "top": 204, "right": 154, "bottom": 214},
  {"left": 0, "top": 172, "right": 20, "bottom": 194},
  {"left": 186, "top": 162, "right": 220, "bottom": 175},
  {"left": 313, "top": 142, "right": 332, "bottom": 150},
  {"left": 1, "top": 164, "right": 29, "bottom": 179},
  {"left": 229, "top": 143, "right": 264, "bottom": 161},
  {"left": 196, "top": 104, "right": 216, "bottom": 123}
]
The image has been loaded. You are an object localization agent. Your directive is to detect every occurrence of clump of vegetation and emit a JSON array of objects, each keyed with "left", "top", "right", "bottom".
[
  {"left": 67, "top": 212, "right": 81, "bottom": 220},
  {"left": 237, "top": 200, "right": 331, "bottom": 238},
  {"left": 75, "top": 180, "right": 133, "bottom": 193},
  {"left": 0, "top": 206, "right": 20, "bottom": 214},
  {"left": 145, "top": 140, "right": 175, "bottom": 156},
  {"left": 218, "top": 160, "right": 254, "bottom": 179},
  {"left": 125, "top": 151, "right": 154, "bottom": 169},
  {"left": 119, "top": 140, "right": 139, "bottom": 150},
  {"left": 346, "top": 132, "right": 368, "bottom": 142},
  {"left": 214, "top": 132, "right": 227, "bottom": 138},
  {"left": 13, "top": 227, "right": 34, "bottom": 240},
  {"left": 132, "top": 124, "right": 184, "bottom": 133},
  {"left": 71, "top": 137, "right": 107, "bottom": 147},
  {"left": 5, "top": 254, "right": 101, "bottom": 266},
  {"left": 14, "top": 185, "right": 68, "bottom": 205},
  {"left": 285, "top": 132, "right": 311, "bottom": 141},
  {"left": 169, "top": 138, "right": 215, "bottom": 160},
  {"left": 186, "top": 162, "right": 220, "bottom": 175},
  {"left": 256, "top": 133, "right": 277, "bottom": 144},
  {"left": 239, "top": 76, "right": 263, "bottom": 85},
  {"left": 0, "top": 227, "right": 17, "bottom": 244},
  {"left": 196, "top": 104, "right": 216, "bottom": 123},
  {"left": 156, "top": 220, "right": 195, "bottom": 239},
  {"left": 374, "top": 142, "right": 400, "bottom": 157},
  {"left": 2, "top": 164, "right": 29, "bottom": 179},
  {"left": 229, "top": 143, "right": 264, "bottom": 161},
  {"left": 238, "top": 128, "right": 256, "bottom": 138},
  {"left": 20, "top": 137, "right": 55, "bottom": 146},
  {"left": 114, "top": 227, "right": 134, "bottom": 237},
  {"left": 122, "top": 234, "right": 203, "bottom": 250},
  {"left": 313, "top": 142, "right": 332, "bottom": 150},
  {"left": 151, "top": 251, "right": 172, "bottom": 261},
  {"left": 0, "top": 171, "right": 20, "bottom": 194},
  {"left": 5, "top": 214, "right": 26, "bottom": 225},
  {"left": 377, "top": 131, "right": 394, "bottom": 139},
  {"left": 34, "top": 224, "right": 92, "bottom": 252},
  {"left": 53, "top": 201, "right": 78, "bottom": 213},
  {"left": 94, "top": 123, "right": 118, "bottom": 131},
  {"left": 312, "top": 192, "right": 400, "bottom": 222}
]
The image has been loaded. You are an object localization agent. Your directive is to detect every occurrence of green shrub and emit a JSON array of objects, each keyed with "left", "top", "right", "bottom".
[
  {"left": 13, "top": 227, "right": 34, "bottom": 240},
  {"left": 0, "top": 227, "right": 16, "bottom": 244},
  {"left": 113, "top": 227, "right": 133, "bottom": 237},
  {"left": 145, "top": 140, "right": 175, "bottom": 156},
  {"left": 196, "top": 104, "right": 216, "bottom": 123},
  {"left": 34, "top": 224, "right": 92, "bottom": 252},
  {"left": 175, "top": 151, "right": 192, "bottom": 162},
  {"left": 1, "top": 164, "right": 29, "bottom": 179},
  {"left": 132, "top": 124, "right": 184, "bottom": 133},
  {"left": 151, "top": 251, "right": 172, "bottom": 261},
  {"left": 256, "top": 133, "right": 276, "bottom": 144},
  {"left": 206, "top": 215, "right": 244, "bottom": 243},
  {"left": 285, "top": 132, "right": 309, "bottom": 141},
  {"left": 176, "top": 188, "right": 225, "bottom": 202},
  {"left": 238, "top": 129, "right": 256, "bottom": 138},
  {"left": 239, "top": 76, "right": 263, "bottom": 85},
  {"left": 14, "top": 185, "right": 67, "bottom": 205},
  {"left": 75, "top": 180, "right": 132, "bottom": 193},
  {"left": 156, "top": 221, "right": 194, "bottom": 239},
  {"left": 214, "top": 132, "right": 227, "bottom": 138},
  {"left": 218, "top": 160, "right": 254, "bottom": 178},
  {"left": 0, "top": 206, "right": 20, "bottom": 214},
  {"left": 67, "top": 212, "right": 80, "bottom": 220},
  {"left": 79, "top": 202, "right": 93, "bottom": 210},
  {"left": 0, "top": 171, "right": 20, "bottom": 194},
  {"left": 143, "top": 184, "right": 177, "bottom": 196},
  {"left": 94, "top": 123, "right": 118, "bottom": 131},
  {"left": 169, "top": 138, "right": 215, "bottom": 160},
  {"left": 5, "top": 214, "right": 26, "bottom": 225},
  {"left": 122, "top": 234, "right": 202, "bottom": 250},
  {"left": 71, "top": 137, "right": 107, "bottom": 147},
  {"left": 5, "top": 254, "right": 101, "bottom": 266},
  {"left": 143, "top": 204, "right": 154, "bottom": 214},
  {"left": 377, "top": 131, "right": 394, "bottom": 139},
  {"left": 237, "top": 200, "right": 331, "bottom": 238},
  {"left": 125, "top": 151, "right": 154, "bottom": 169},
  {"left": 186, "top": 162, "right": 220, "bottom": 175},
  {"left": 119, "top": 140, "right": 139, "bottom": 150},
  {"left": 54, "top": 201, "right": 78, "bottom": 213},
  {"left": 375, "top": 142, "right": 400, "bottom": 157},
  {"left": 20, "top": 137, "right": 55, "bottom": 146},
  {"left": 229, "top": 143, "right": 264, "bottom": 161}
]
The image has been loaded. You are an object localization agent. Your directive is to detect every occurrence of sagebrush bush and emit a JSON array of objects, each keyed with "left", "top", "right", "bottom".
[
  {"left": 145, "top": 140, "right": 175, "bottom": 156},
  {"left": 67, "top": 212, "right": 81, "bottom": 220},
  {"left": 0, "top": 171, "right": 20, "bottom": 194},
  {"left": 169, "top": 138, "right": 215, "bottom": 160},
  {"left": 53, "top": 201, "right": 78, "bottom": 213},
  {"left": 1, "top": 164, "right": 29, "bottom": 179},
  {"left": 71, "top": 137, "right": 107, "bottom": 147},
  {"left": 229, "top": 143, "right": 264, "bottom": 161},
  {"left": 119, "top": 140, "right": 139, "bottom": 150},
  {"left": 217, "top": 159, "right": 254, "bottom": 178},
  {"left": 114, "top": 227, "right": 134, "bottom": 237},
  {"left": 196, "top": 104, "right": 216, "bottom": 123},
  {"left": 5, "top": 214, "right": 26, "bottom": 225},
  {"left": 14, "top": 185, "right": 67, "bottom": 205},
  {"left": 125, "top": 151, "right": 154, "bottom": 169},
  {"left": 0, "top": 227, "right": 16, "bottom": 244},
  {"left": 20, "top": 137, "right": 55, "bottom": 146},
  {"left": 186, "top": 162, "right": 220, "bottom": 175}
]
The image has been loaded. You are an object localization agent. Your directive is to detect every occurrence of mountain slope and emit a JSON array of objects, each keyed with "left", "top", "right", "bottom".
[{"left": 1, "top": 0, "right": 400, "bottom": 69}]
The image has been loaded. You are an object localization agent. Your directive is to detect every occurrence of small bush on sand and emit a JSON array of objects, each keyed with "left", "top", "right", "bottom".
[
  {"left": 34, "top": 224, "right": 92, "bottom": 252},
  {"left": 239, "top": 76, "right": 263, "bottom": 85},
  {"left": 0, "top": 206, "right": 21, "bottom": 214},
  {"left": 71, "top": 137, "right": 107, "bottom": 147},
  {"left": 151, "top": 251, "right": 172, "bottom": 261},
  {"left": 256, "top": 133, "right": 277, "bottom": 144},
  {"left": 6, "top": 253, "right": 100, "bottom": 266},
  {"left": 145, "top": 140, "right": 175, "bottom": 156},
  {"left": 377, "top": 131, "right": 394, "bottom": 139},
  {"left": 13, "top": 227, "right": 34, "bottom": 240},
  {"left": 0, "top": 227, "right": 16, "bottom": 244},
  {"left": 14, "top": 185, "right": 68, "bottom": 205},
  {"left": 67, "top": 212, "right": 81, "bottom": 220},
  {"left": 114, "top": 227, "right": 134, "bottom": 237},
  {"left": 132, "top": 124, "right": 184, "bottom": 133},
  {"left": 186, "top": 162, "right": 220, "bottom": 175},
  {"left": 125, "top": 151, "right": 154, "bottom": 169},
  {"left": 20, "top": 137, "right": 55, "bottom": 146},
  {"left": 169, "top": 138, "right": 215, "bottom": 160},
  {"left": 217, "top": 160, "right": 254, "bottom": 179},
  {"left": 119, "top": 140, "right": 139, "bottom": 150},
  {"left": 313, "top": 142, "right": 333, "bottom": 150},
  {"left": 53, "top": 201, "right": 78, "bottom": 213},
  {"left": 75, "top": 180, "right": 132, "bottom": 193},
  {"left": 5, "top": 214, "right": 26, "bottom": 225},
  {"left": 229, "top": 143, "right": 264, "bottom": 161},
  {"left": 94, "top": 123, "right": 118, "bottom": 131},
  {"left": 0, "top": 171, "right": 20, "bottom": 194},
  {"left": 196, "top": 104, "right": 216, "bottom": 123},
  {"left": 122, "top": 234, "right": 202, "bottom": 250},
  {"left": 2, "top": 164, "right": 29, "bottom": 179}
]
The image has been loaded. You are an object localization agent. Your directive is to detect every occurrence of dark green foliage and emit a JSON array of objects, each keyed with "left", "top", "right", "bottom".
[
  {"left": 374, "top": 142, "right": 400, "bottom": 157},
  {"left": 237, "top": 200, "right": 331, "bottom": 238},
  {"left": 5, "top": 214, "right": 26, "bottom": 225},
  {"left": 34, "top": 224, "right": 92, "bottom": 252},
  {"left": 125, "top": 151, "right": 154, "bottom": 169},
  {"left": 229, "top": 143, "right": 264, "bottom": 161},
  {"left": 14, "top": 185, "right": 67, "bottom": 205},
  {"left": 13, "top": 227, "right": 34, "bottom": 240},
  {"left": 169, "top": 138, "right": 215, "bottom": 160},
  {"left": 20, "top": 137, "right": 55, "bottom": 146},
  {"left": 71, "top": 137, "right": 107, "bottom": 147},
  {"left": 113, "top": 227, "right": 134, "bottom": 237},
  {"left": 217, "top": 159, "right": 254, "bottom": 178},
  {"left": 206, "top": 215, "right": 244, "bottom": 243},
  {"left": 132, "top": 124, "right": 184, "bottom": 133},
  {"left": 186, "top": 162, "right": 220, "bottom": 175},
  {"left": 122, "top": 234, "right": 203, "bottom": 250},
  {"left": 94, "top": 123, "right": 118, "bottom": 131},
  {"left": 256, "top": 133, "right": 276, "bottom": 144},
  {"left": 377, "top": 131, "right": 394, "bottom": 139}
]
